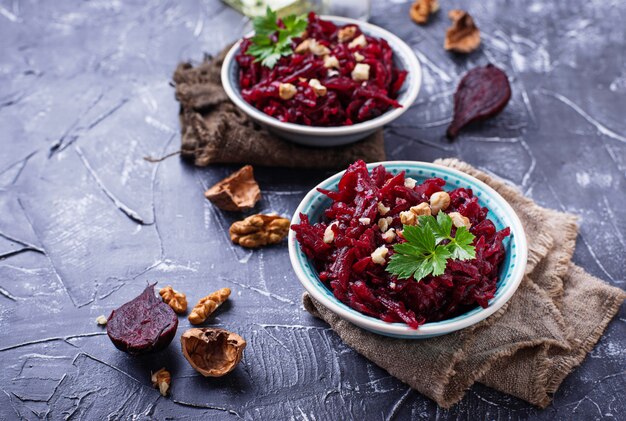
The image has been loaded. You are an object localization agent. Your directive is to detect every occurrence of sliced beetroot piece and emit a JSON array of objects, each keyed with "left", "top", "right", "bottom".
[
  {"left": 446, "top": 64, "right": 511, "bottom": 139},
  {"left": 106, "top": 284, "right": 178, "bottom": 355}
]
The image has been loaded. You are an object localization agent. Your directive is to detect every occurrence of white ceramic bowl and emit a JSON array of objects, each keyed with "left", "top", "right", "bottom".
[
  {"left": 288, "top": 161, "right": 528, "bottom": 338},
  {"left": 221, "top": 16, "right": 422, "bottom": 147}
]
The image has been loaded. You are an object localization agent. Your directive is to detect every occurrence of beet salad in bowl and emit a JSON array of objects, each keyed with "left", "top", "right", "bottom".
[
  {"left": 288, "top": 161, "right": 527, "bottom": 338},
  {"left": 221, "top": 10, "right": 421, "bottom": 146}
]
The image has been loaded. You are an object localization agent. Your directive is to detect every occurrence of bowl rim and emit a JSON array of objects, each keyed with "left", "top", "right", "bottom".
[
  {"left": 221, "top": 15, "right": 422, "bottom": 137},
  {"left": 288, "top": 161, "right": 528, "bottom": 337}
]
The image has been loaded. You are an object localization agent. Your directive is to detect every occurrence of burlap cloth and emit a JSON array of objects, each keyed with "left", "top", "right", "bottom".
[
  {"left": 303, "top": 158, "right": 626, "bottom": 408},
  {"left": 172, "top": 48, "right": 385, "bottom": 168}
]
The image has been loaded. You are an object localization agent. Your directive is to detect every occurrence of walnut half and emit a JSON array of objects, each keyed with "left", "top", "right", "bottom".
[
  {"left": 181, "top": 328, "right": 246, "bottom": 377},
  {"left": 204, "top": 165, "right": 261, "bottom": 212},
  {"left": 444, "top": 10, "right": 481, "bottom": 53},
  {"left": 410, "top": 0, "right": 439, "bottom": 25},
  {"left": 229, "top": 214, "right": 290, "bottom": 248}
]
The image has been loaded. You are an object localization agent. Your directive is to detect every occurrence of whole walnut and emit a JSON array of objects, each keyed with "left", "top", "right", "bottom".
[{"left": 229, "top": 214, "right": 290, "bottom": 248}]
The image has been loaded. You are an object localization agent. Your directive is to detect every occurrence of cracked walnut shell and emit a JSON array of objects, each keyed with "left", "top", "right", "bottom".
[
  {"left": 445, "top": 10, "right": 481, "bottom": 53},
  {"left": 410, "top": 0, "right": 439, "bottom": 25},
  {"left": 229, "top": 214, "right": 290, "bottom": 248},
  {"left": 181, "top": 328, "right": 246, "bottom": 377},
  {"left": 204, "top": 165, "right": 261, "bottom": 212}
]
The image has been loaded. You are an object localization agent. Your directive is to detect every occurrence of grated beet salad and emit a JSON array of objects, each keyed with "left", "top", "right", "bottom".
[
  {"left": 236, "top": 13, "right": 407, "bottom": 126},
  {"left": 292, "top": 161, "right": 510, "bottom": 329}
]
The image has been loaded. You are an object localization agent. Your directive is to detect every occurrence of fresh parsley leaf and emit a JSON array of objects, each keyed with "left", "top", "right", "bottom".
[
  {"left": 386, "top": 210, "right": 476, "bottom": 281},
  {"left": 401, "top": 224, "right": 435, "bottom": 255},
  {"left": 245, "top": 7, "right": 307, "bottom": 68},
  {"left": 448, "top": 226, "right": 476, "bottom": 260}
]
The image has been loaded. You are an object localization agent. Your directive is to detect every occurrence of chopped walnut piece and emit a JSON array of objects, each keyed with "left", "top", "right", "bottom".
[
  {"left": 294, "top": 39, "right": 311, "bottom": 54},
  {"left": 204, "top": 165, "right": 261, "bottom": 212},
  {"left": 159, "top": 286, "right": 188, "bottom": 314},
  {"left": 308, "top": 79, "right": 328, "bottom": 97},
  {"left": 444, "top": 10, "right": 481, "bottom": 53},
  {"left": 323, "top": 221, "right": 338, "bottom": 244},
  {"left": 95, "top": 315, "right": 108, "bottom": 326},
  {"left": 410, "top": 202, "right": 432, "bottom": 216},
  {"left": 371, "top": 245, "right": 388, "bottom": 265},
  {"left": 382, "top": 228, "right": 396, "bottom": 243},
  {"left": 429, "top": 191, "right": 451, "bottom": 214},
  {"left": 279, "top": 83, "right": 297, "bottom": 100},
  {"left": 324, "top": 55, "right": 340, "bottom": 69},
  {"left": 181, "top": 328, "right": 246, "bottom": 377},
  {"left": 189, "top": 288, "right": 231, "bottom": 325},
  {"left": 309, "top": 39, "right": 331, "bottom": 56},
  {"left": 151, "top": 368, "right": 171, "bottom": 396},
  {"left": 351, "top": 63, "right": 370, "bottom": 82},
  {"left": 377, "top": 202, "right": 390, "bottom": 216},
  {"left": 404, "top": 177, "right": 417, "bottom": 189},
  {"left": 448, "top": 211, "right": 472, "bottom": 229},
  {"left": 410, "top": 0, "right": 439, "bottom": 25},
  {"left": 378, "top": 216, "right": 393, "bottom": 232},
  {"left": 229, "top": 214, "right": 290, "bottom": 248},
  {"left": 400, "top": 210, "right": 417, "bottom": 226},
  {"left": 338, "top": 25, "right": 357, "bottom": 42},
  {"left": 348, "top": 34, "right": 367, "bottom": 49}
]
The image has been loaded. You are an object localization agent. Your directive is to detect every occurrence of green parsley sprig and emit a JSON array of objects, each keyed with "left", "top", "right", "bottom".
[
  {"left": 386, "top": 212, "right": 476, "bottom": 281},
  {"left": 245, "top": 7, "right": 307, "bottom": 69}
]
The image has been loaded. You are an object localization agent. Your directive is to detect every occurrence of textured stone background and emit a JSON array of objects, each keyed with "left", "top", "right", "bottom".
[{"left": 0, "top": 0, "right": 624, "bottom": 419}]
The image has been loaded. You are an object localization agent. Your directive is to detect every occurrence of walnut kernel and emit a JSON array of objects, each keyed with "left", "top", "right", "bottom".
[
  {"left": 324, "top": 55, "right": 340, "bottom": 69},
  {"left": 188, "top": 288, "right": 231, "bottom": 325},
  {"left": 404, "top": 177, "right": 417, "bottom": 189},
  {"left": 429, "top": 191, "right": 451, "bottom": 214},
  {"left": 377, "top": 202, "right": 390, "bottom": 216},
  {"left": 279, "top": 83, "right": 297, "bottom": 100},
  {"left": 410, "top": 202, "right": 432, "bottom": 216},
  {"left": 323, "top": 221, "right": 338, "bottom": 244},
  {"left": 308, "top": 79, "right": 328, "bottom": 97},
  {"left": 448, "top": 212, "right": 472, "bottom": 229},
  {"left": 229, "top": 214, "right": 290, "bottom": 248},
  {"left": 444, "top": 10, "right": 481, "bottom": 53},
  {"left": 151, "top": 368, "right": 171, "bottom": 396},
  {"left": 382, "top": 228, "right": 396, "bottom": 243},
  {"left": 351, "top": 63, "right": 370, "bottom": 82},
  {"left": 338, "top": 26, "right": 357, "bottom": 42},
  {"left": 159, "top": 286, "right": 188, "bottom": 314},
  {"left": 378, "top": 216, "right": 393, "bottom": 232},
  {"left": 371, "top": 246, "right": 388, "bottom": 265},
  {"left": 400, "top": 210, "right": 417, "bottom": 226},
  {"left": 309, "top": 39, "right": 331, "bottom": 56},
  {"left": 410, "top": 0, "right": 439, "bottom": 25},
  {"left": 348, "top": 34, "right": 367, "bottom": 49}
]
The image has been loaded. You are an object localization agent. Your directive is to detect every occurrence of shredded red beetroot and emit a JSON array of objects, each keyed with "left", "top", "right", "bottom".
[
  {"left": 292, "top": 160, "right": 510, "bottom": 329},
  {"left": 236, "top": 13, "right": 407, "bottom": 126}
]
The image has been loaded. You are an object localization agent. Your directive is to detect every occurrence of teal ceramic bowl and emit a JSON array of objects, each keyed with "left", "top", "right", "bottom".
[{"left": 288, "top": 161, "right": 527, "bottom": 338}]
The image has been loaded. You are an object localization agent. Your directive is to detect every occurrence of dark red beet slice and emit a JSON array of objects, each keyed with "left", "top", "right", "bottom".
[
  {"left": 106, "top": 284, "right": 178, "bottom": 355},
  {"left": 446, "top": 64, "right": 511, "bottom": 139}
]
